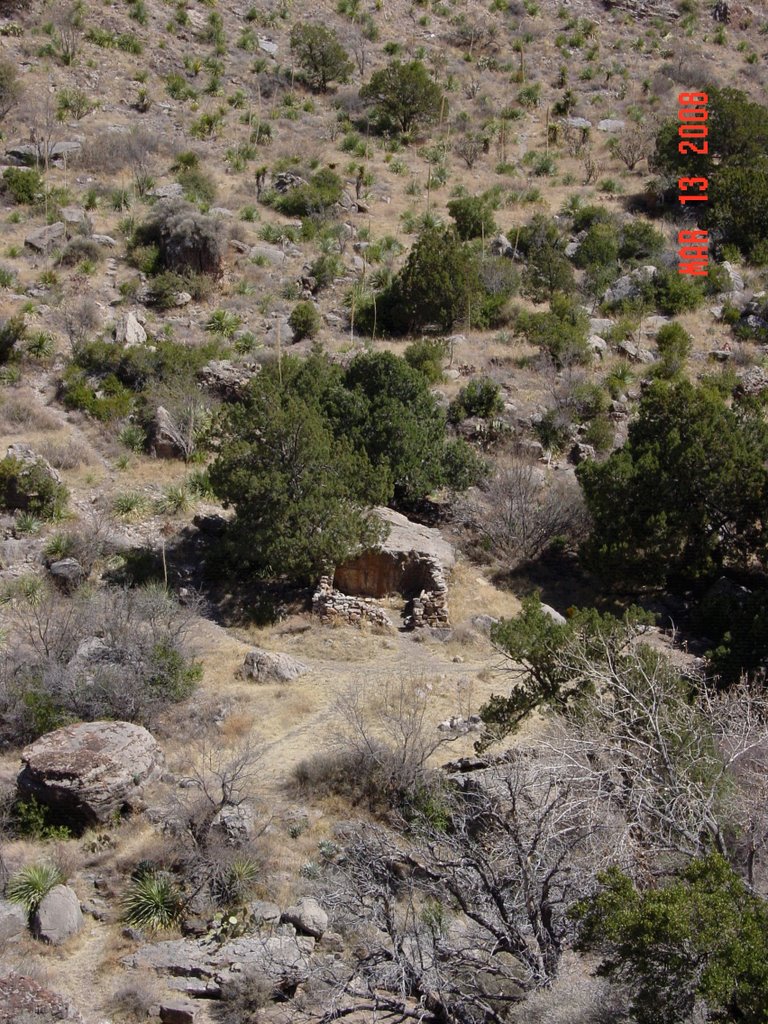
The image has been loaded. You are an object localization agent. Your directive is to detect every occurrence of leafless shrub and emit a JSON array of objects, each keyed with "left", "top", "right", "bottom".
[
  {"left": 455, "top": 459, "right": 588, "bottom": 566},
  {"left": 455, "top": 131, "right": 484, "bottom": 169},
  {"left": 79, "top": 127, "right": 163, "bottom": 174},
  {"left": 59, "top": 295, "right": 102, "bottom": 351},
  {"left": 608, "top": 123, "right": 656, "bottom": 171},
  {"left": 582, "top": 149, "right": 598, "bottom": 185},
  {"left": 508, "top": 953, "right": 631, "bottom": 1024},
  {"left": 0, "top": 394, "right": 58, "bottom": 432},
  {"left": 0, "top": 582, "right": 203, "bottom": 743},
  {"left": 293, "top": 674, "right": 454, "bottom": 813},
  {"left": 37, "top": 437, "right": 94, "bottom": 470}
]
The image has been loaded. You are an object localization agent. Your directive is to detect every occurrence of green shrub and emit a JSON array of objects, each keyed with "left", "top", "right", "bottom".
[
  {"left": 271, "top": 168, "right": 343, "bottom": 217},
  {"left": 2, "top": 167, "right": 43, "bottom": 205},
  {"left": 7, "top": 862, "right": 65, "bottom": 913},
  {"left": 176, "top": 166, "right": 217, "bottom": 205},
  {"left": 0, "top": 454, "right": 68, "bottom": 518},
  {"left": 61, "top": 368, "right": 133, "bottom": 422},
  {"left": 448, "top": 377, "right": 504, "bottom": 423},
  {"left": 447, "top": 194, "right": 496, "bottom": 240},
  {"left": 0, "top": 313, "right": 26, "bottom": 363},
  {"left": 12, "top": 796, "right": 72, "bottom": 841},
  {"left": 132, "top": 199, "right": 225, "bottom": 278},
  {"left": 404, "top": 338, "right": 448, "bottom": 383},
  {"left": 287, "top": 300, "right": 320, "bottom": 341}
]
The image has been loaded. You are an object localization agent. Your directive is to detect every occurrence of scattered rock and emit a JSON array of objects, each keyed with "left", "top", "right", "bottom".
[
  {"left": 18, "top": 720, "right": 164, "bottom": 830},
  {"left": 540, "top": 603, "right": 567, "bottom": 625},
  {"left": 589, "top": 317, "right": 614, "bottom": 335},
  {"left": 0, "top": 973, "right": 85, "bottom": 1024},
  {"left": 115, "top": 310, "right": 147, "bottom": 348},
  {"left": 148, "top": 183, "right": 184, "bottom": 200},
  {"left": 198, "top": 360, "right": 259, "bottom": 401},
  {"left": 282, "top": 897, "right": 328, "bottom": 940},
  {"left": 721, "top": 261, "right": 744, "bottom": 293},
  {"left": 32, "top": 885, "right": 84, "bottom": 945},
  {"left": 618, "top": 340, "right": 655, "bottom": 364},
  {"left": 210, "top": 803, "right": 256, "bottom": 845},
  {"left": 91, "top": 234, "right": 117, "bottom": 247},
  {"left": 597, "top": 119, "right": 626, "bottom": 132},
  {"left": 60, "top": 206, "right": 89, "bottom": 227},
  {"left": 0, "top": 899, "right": 27, "bottom": 943},
  {"left": 564, "top": 116, "right": 592, "bottom": 129},
  {"left": 151, "top": 406, "right": 184, "bottom": 458},
  {"left": 159, "top": 1002, "right": 197, "bottom": 1024},
  {"left": 241, "top": 648, "right": 308, "bottom": 683},
  {"left": 603, "top": 265, "right": 656, "bottom": 305},
  {"left": 258, "top": 36, "right": 278, "bottom": 55},
  {"left": 250, "top": 242, "right": 287, "bottom": 264},
  {"left": 472, "top": 614, "right": 499, "bottom": 634},
  {"left": 736, "top": 366, "right": 768, "bottom": 396},
  {"left": 587, "top": 334, "right": 607, "bottom": 357},
  {"left": 24, "top": 222, "right": 66, "bottom": 253},
  {"left": 641, "top": 315, "right": 670, "bottom": 336},
  {"left": 264, "top": 318, "right": 295, "bottom": 347},
  {"left": 48, "top": 557, "right": 84, "bottom": 588}
]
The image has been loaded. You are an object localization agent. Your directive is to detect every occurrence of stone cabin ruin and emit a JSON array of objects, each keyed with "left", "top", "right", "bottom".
[{"left": 313, "top": 507, "right": 455, "bottom": 629}]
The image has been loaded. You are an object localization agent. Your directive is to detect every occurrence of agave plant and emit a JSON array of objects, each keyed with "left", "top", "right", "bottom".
[
  {"left": 122, "top": 872, "right": 184, "bottom": 931},
  {"left": 6, "top": 862, "right": 65, "bottom": 913}
]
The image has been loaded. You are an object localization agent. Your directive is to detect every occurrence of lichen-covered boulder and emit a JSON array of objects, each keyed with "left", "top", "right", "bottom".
[{"left": 17, "top": 721, "right": 164, "bottom": 830}]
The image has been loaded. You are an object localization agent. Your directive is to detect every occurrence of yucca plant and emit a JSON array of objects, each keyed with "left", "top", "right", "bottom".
[
  {"left": 122, "top": 872, "right": 184, "bottom": 931},
  {"left": 205, "top": 309, "right": 243, "bottom": 338},
  {"left": 7, "top": 862, "right": 65, "bottom": 913},
  {"left": 154, "top": 484, "right": 190, "bottom": 516},
  {"left": 112, "top": 492, "right": 150, "bottom": 520}
]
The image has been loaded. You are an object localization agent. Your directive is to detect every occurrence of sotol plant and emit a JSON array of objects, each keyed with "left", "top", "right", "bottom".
[
  {"left": 122, "top": 871, "right": 184, "bottom": 931},
  {"left": 7, "top": 862, "right": 65, "bottom": 913}
]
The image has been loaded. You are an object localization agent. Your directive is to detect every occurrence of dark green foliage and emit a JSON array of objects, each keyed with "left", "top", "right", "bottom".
[
  {"left": 2, "top": 167, "right": 43, "bottom": 205},
  {"left": 518, "top": 214, "right": 575, "bottom": 302},
  {"left": 447, "top": 377, "right": 504, "bottom": 423},
  {"left": 60, "top": 368, "right": 134, "bottom": 421},
  {"left": 360, "top": 60, "right": 445, "bottom": 135},
  {"left": 208, "top": 369, "right": 388, "bottom": 580},
  {"left": 654, "top": 321, "right": 691, "bottom": 377},
  {"left": 289, "top": 23, "right": 353, "bottom": 92},
  {"left": 0, "top": 455, "right": 68, "bottom": 518},
  {"left": 573, "top": 220, "right": 620, "bottom": 271},
  {"left": 176, "top": 166, "right": 217, "bottom": 205},
  {"left": 132, "top": 199, "right": 225, "bottom": 278},
  {"left": 447, "top": 194, "right": 496, "bottom": 241},
  {"left": 209, "top": 350, "right": 478, "bottom": 578},
  {"left": 271, "top": 168, "right": 343, "bottom": 217},
  {"left": 288, "top": 300, "right": 321, "bottom": 341},
  {"left": 619, "top": 219, "right": 666, "bottom": 263},
  {"left": 515, "top": 293, "right": 591, "bottom": 368},
  {"left": 478, "top": 595, "right": 652, "bottom": 749},
  {"left": 0, "top": 313, "right": 26, "bottom": 363},
  {"left": 366, "top": 225, "right": 482, "bottom": 335},
  {"left": 0, "top": 58, "right": 22, "bottom": 119},
  {"left": 577, "top": 379, "right": 768, "bottom": 586},
  {"left": 441, "top": 437, "right": 487, "bottom": 491},
  {"left": 653, "top": 87, "right": 768, "bottom": 257},
  {"left": 574, "top": 855, "right": 768, "bottom": 1024},
  {"left": 403, "top": 338, "right": 447, "bottom": 383},
  {"left": 696, "top": 584, "right": 768, "bottom": 684},
  {"left": 652, "top": 267, "right": 705, "bottom": 315}
]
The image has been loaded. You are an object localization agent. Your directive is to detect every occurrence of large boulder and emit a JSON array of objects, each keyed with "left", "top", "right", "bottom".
[
  {"left": 114, "top": 311, "right": 147, "bottom": 348},
  {"left": 281, "top": 897, "right": 328, "bottom": 940},
  {"left": 197, "top": 360, "right": 259, "bottom": 401},
  {"left": 32, "top": 885, "right": 84, "bottom": 945},
  {"left": 0, "top": 898, "right": 27, "bottom": 943},
  {"left": 334, "top": 507, "right": 455, "bottom": 599},
  {"left": 17, "top": 721, "right": 164, "bottom": 830},
  {"left": 24, "top": 222, "right": 66, "bottom": 253},
  {"left": 0, "top": 973, "right": 85, "bottom": 1023},
  {"left": 241, "top": 648, "right": 308, "bottom": 683},
  {"left": 151, "top": 406, "right": 184, "bottom": 458}
]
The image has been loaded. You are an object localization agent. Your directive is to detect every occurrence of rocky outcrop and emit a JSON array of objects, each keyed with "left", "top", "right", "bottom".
[
  {"left": 124, "top": 933, "right": 315, "bottom": 998},
  {"left": 17, "top": 720, "right": 164, "bottom": 830},
  {"left": 0, "top": 973, "right": 85, "bottom": 1023},
  {"left": 197, "top": 360, "right": 259, "bottom": 401},
  {"left": 32, "top": 885, "right": 84, "bottom": 945},
  {"left": 312, "top": 576, "right": 394, "bottom": 629},
  {"left": 151, "top": 406, "right": 184, "bottom": 458},
  {"left": 736, "top": 366, "right": 768, "bottom": 397},
  {"left": 241, "top": 648, "right": 308, "bottom": 683},
  {"left": 603, "top": 0, "right": 680, "bottom": 19},
  {"left": 281, "top": 897, "right": 328, "bottom": 940},
  {"left": 114, "top": 310, "right": 147, "bottom": 348},
  {"left": 24, "top": 222, "right": 66, "bottom": 253}
]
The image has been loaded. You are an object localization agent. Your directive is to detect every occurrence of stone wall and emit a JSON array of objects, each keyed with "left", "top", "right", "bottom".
[
  {"left": 406, "top": 556, "right": 450, "bottom": 628},
  {"left": 311, "top": 576, "right": 394, "bottom": 629}
]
